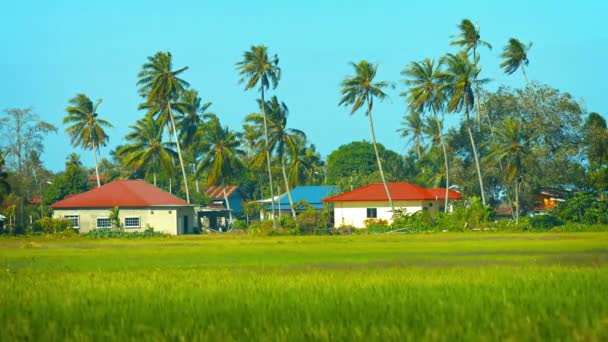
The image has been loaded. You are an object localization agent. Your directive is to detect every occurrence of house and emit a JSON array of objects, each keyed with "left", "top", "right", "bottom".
[
  {"left": 261, "top": 185, "right": 338, "bottom": 217},
  {"left": 50, "top": 180, "right": 195, "bottom": 235},
  {"left": 203, "top": 185, "right": 245, "bottom": 216},
  {"left": 323, "top": 182, "right": 461, "bottom": 228}
]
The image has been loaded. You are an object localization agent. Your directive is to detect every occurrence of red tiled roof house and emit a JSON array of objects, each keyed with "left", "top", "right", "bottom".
[
  {"left": 50, "top": 180, "right": 195, "bottom": 235},
  {"left": 324, "top": 182, "right": 461, "bottom": 228}
]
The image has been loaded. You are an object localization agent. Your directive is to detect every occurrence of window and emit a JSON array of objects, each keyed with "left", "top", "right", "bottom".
[
  {"left": 96, "top": 218, "right": 112, "bottom": 229},
  {"left": 64, "top": 215, "right": 79, "bottom": 229},
  {"left": 124, "top": 217, "right": 141, "bottom": 229},
  {"left": 366, "top": 208, "right": 377, "bottom": 218}
]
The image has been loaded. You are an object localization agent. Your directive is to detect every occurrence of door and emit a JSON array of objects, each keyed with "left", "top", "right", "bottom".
[{"left": 182, "top": 215, "right": 189, "bottom": 234}]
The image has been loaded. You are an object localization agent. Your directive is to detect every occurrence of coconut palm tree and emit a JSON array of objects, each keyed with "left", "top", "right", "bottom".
[
  {"left": 486, "top": 117, "right": 535, "bottom": 228},
  {"left": 63, "top": 94, "right": 112, "bottom": 187},
  {"left": 0, "top": 152, "right": 10, "bottom": 203},
  {"left": 339, "top": 60, "right": 394, "bottom": 212},
  {"left": 500, "top": 38, "right": 532, "bottom": 84},
  {"left": 137, "top": 51, "right": 191, "bottom": 203},
  {"left": 450, "top": 19, "right": 492, "bottom": 60},
  {"left": 236, "top": 45, "right": 281, "bottom": 227},
  {"left": 288, "top": 138, "right": 325, "bottom": 187},
  {"left": 397, "top": 111, "right": 426, "bottom": 159},
  {"left": 246, "top": 97, "right": 305, "bottom": 218},
  {"left": 176, "top": 89, "right": 212, "bottom": 148},
  {"left": 195, "top": 115, "right": 245, "bottom": 225},
  {"left": 401, "top": 58, "right": 451, "bottom": 212},
  {"left": 442, "top": 51, "right": 490, "bottom": 205},
  {"left": 117, "top": 115, "right": 177, "bottom": 187}
]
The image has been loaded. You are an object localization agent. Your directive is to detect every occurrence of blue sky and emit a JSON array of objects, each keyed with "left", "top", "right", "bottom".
[{"left": 2, "top": 0, "right": 607, "bottom": 172}]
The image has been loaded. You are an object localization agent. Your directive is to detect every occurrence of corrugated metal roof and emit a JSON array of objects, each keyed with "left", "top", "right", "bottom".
[
  {"left": 50, "top": 180, "right": 189, "bottom": 208},
  {"left": 268, "top": 185, "right": 338, "bottom": 210},
  {"left": 204, "top": 186, "right": 240, "bottom": 199},
  {"left": 323, "top": 182, "right": 461, "bottom": 202}
]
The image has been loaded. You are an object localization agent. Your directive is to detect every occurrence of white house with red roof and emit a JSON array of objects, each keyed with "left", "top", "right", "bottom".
[
  {"left": 50, "top": 180, "right": 195, "bottom": 235},
  {"left": 323, "top": 182, "right": 461, "bottom": 228}
]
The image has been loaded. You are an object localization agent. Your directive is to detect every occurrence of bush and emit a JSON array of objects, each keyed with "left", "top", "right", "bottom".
[
  {"left": 528, "top": 215, "right": 564, "bottom": 229},
  {"left": 296, "top": 209, "right": 331, "bottom": 235},
  {"left": 555, "top": 192, "right": 608, "bottom": 224},
  {"left": 34, "top": 217, "right": 73, "bottom": 234}
]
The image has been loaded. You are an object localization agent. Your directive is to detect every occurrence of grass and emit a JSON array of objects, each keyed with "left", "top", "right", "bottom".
[{"left": 1, "top": 233, "right": 607, "bottom": 341}]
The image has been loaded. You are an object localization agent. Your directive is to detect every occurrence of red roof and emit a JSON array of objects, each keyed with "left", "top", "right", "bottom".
[
  {"left": 50, "top": 180, "right": 189, "bottom": 208},
  {"left": 324, "top": 182, "right": 461, "bottom": 202},
  {"left": 204, "top": 186, "right": 240, "bottom": 199},
  {"left": 29, "top": 197, "right": 42, "bottom": 205}
]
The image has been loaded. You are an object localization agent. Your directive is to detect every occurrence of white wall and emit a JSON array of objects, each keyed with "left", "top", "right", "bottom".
[
  {"left": 53, "top": 206, "right": 195, "bottom": 235},
  {"left": 333, "top": 200, "right": 446, "bottom": 228}
]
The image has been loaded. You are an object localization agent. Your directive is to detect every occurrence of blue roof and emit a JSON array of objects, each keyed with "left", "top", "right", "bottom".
[{"left": 267, "top": 185, "right": 338, "bottom": 210}]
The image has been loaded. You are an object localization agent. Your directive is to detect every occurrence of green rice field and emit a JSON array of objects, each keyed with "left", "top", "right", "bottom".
[{"left": 1, "top": 233, "right": 607, "bottom": 341}]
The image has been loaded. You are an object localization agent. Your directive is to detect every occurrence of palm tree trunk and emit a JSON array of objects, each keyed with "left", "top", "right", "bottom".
[
  {"left": 367, "top": 99, "right": 394, "bottom": 213},
  {"left": 167, "top": 102, "right": 190, "bottom": 204},
  {"left": 515, "top": 180, "right": 519, "bottom": 228},
  {"left": 93, "top": 142, "right": 101, "bottom": 187},
  {"left": 153, "top": 172, "right": 157, "bottom": 187},
  {"left": 281, "top": 154, "right": 297, "bottom": 218},
  {"left": 222, "top": 178, "right": 233, "bottom": 230},
  {"left": 466, "top": 111, "right": 486, "bottom": 205},
  {"left": 521, "top": 65, "right": 530, "bottom": 85},
  {"left": 433, "top": 112, "right": 450, "bottom": 213},
  {"left": 260, "top": 89, "right": 277, "bottom": 228}
]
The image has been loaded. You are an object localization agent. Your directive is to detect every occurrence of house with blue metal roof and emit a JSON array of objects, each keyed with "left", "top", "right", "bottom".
[{"left": 261, "top": 185, "right": 338, "bottom": 214}]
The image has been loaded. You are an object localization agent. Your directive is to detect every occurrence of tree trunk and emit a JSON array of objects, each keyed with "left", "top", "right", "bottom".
[
  {"left": 521, "top": 65, "right": 530, "bottom": 85},
  {"left": 434, "top": 112, "right": 450, "bottom": 213},
  {"left": 222, "top": 178, "right": 233, "bottom": 230},
  {"left": 153, "top": 172, "right": 157, "bottom": 187},
  {"left": 466, "top": 111, "right": 486, "bottom": 205},
  {"left": 367, "top": 98, "right": 394, "bottom": 213},
  {"left": 93, "top": 142, "right": 101, "bottom": 187},
  {"left": 281, "top": 153, "right": 297, "bottom": 218},
  {"left": 515, "top": 180, "right": 520, "bottom": 229},
  {"left": 167, "top": 102, "right": 190, "bottom": 204},
  {"left": 260, "top": 88, "right": 277, "bottom": 228}
]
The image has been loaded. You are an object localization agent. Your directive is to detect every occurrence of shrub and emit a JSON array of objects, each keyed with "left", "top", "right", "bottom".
[
  {"left": 528, "top": 215, "right": 564, "bottom": 229},
  {"left": 34, "top": 217, "right": 73, "bottom": 234},
  {"left": 296, "top": 208, "right": 331, "bottom": 235},
  {"left": 555, "top": 192, "right": 608, "bottom": 224}
]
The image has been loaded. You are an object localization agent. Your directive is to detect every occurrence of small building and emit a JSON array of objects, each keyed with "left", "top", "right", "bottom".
[
  {"left": 50, "top": 180, "right": 195, "bottom": 235},
  {"left": 324, "top": 182, "right": 461, "bottom": 228},
  {"left": 261, "top": 185, "right": 338, "bottom": 217},
  {"left": 203, "top": 185, "right": 245, "bottom": 216}
]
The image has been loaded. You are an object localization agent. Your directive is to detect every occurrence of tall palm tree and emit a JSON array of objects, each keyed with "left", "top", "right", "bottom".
[
  {"left": 397, "top": 111, "right": 426, "bottom": 159},
  {"left": 486, "top": 118, "right": 535, "bottom": 228},
  {"left": 176, "top": 89, "right": 212, "bottom": 147},
  {"left": 339, "top": 60, "right": 394, "bottom": 212},
  {"left": 236, "top": 45, "right": 281, "bottom": 227},
  {"left": 442, "top": 51, "right": 490, "bottom": 205},
  {"left": 500, "top": 38, "right": 532, "bottom": 84},
  {"left": 402, "top": 58, "right": 451, "bottom": 212},
  {"left": 288, "top": 138, "right": 325, "bottom": 187},
  {"left": 63, "top": 94, "right": 112, "bottom": 187},
  {"left": 137, "top": 51, "right": 191, "bottom": 203},
  {"left": 195, "top": 115, "right": 245, "bottom": 225},
  {"left": 246, "top": 97, "right": 305, "bottom": 218},
  {"left": 450, "top": 19, "right": 492, "bottom": 60},
  {"left": 117, "top": 115, "right": 177, "bottom": 187}
]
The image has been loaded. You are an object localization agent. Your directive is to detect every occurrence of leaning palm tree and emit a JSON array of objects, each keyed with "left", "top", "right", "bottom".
[
  {"left": 500, "top": 38, "right": 532, "bottom": 84},
  {"left": 137, "top": 51, "right": 191, "bottom": 203},
  {"left": 442, "top": 51, "right": 490, "bottom": 205},
  {"left": 246, "top": 97, "right": 305, "bottom": 218},
  {"left": 117, "top": 115, "right": 177, "bottom": 187},
  {"left": 236, "top": 45, "right": 281, "bottom": 227},
  {"left": 339, "top": 60, "right": 394, "bottom": 212},
  {"left": 397, "top": 111, "right": 426, "bottom": 160},
  {"left": 402, "top": 58, "right": 451, "bottom": 212},
  {"left": 195, "top": 115, "right": 245, "bottom": 226},
  {"left": 486, "top": 118, "right": 535, "bottom": 228},
  {"left": 63, "top": 94, "right": 112, "bottom": 187}
]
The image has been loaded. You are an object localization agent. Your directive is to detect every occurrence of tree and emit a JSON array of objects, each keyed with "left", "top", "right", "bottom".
[
  {"left": 117, "top": 115, "right": 177, "bottom": 187},
  {"left": 137, "top": 51, "right": 191, "bottom": 203},
  {"left": 500, "top": 38, "right": 532, "bottom": 84},
  {"left": 195, "top": 115, "right": 245, "bottom": 224},
  {"left": 486, "top": 118, "right": 535, "bottom": 228},
  {"left": 339, "top": 60, "right": 394, "bottom": 212},
  {"left": 43, "top": 161, "right": 90, "bottom": 207},
  {"left": 246, "top": 97, "right": 305, "bottom": 218},
  {"left": 582, "top": 112, "right": 608, "bottom": 193},
  {"left": 397, "top": 111, "right": 426, "bottom": 159},
  {"left": 288, "top": 138, "right": 325, "bottom": 187},
  {"left": 450, "top": 19, "right": 492, "bottom": 61},
  {"left": 402, "top": 58, "right": 451, "bottom": 212},
  {"left": 236, "top": 45, "right": 281, "bottom": 228},
  {"left": 442, "top": 51, "right": 489, "bottom": 205},
  {"left": 63, "top": 94, "right": 112, "bottom": 187},
  {"left": 1, "top": 108, "right": 57, "bottom": 230},
  {"left": 0, "top": 152, "right": 10, "bottom": 204}
]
